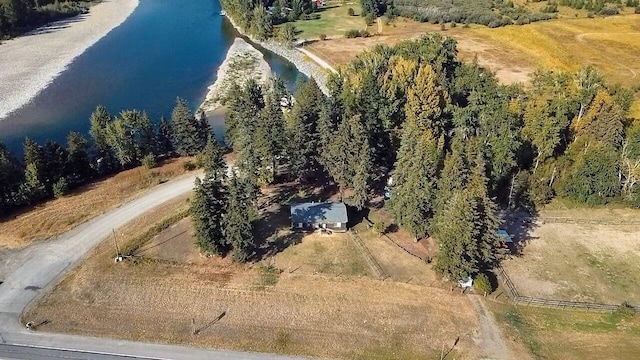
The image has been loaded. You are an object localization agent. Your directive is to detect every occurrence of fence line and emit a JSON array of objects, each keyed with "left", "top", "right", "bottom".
[
  {"left": 362, "top": 218, "right": 425, "bottom": 261},
  {"left": 349, "top": 231, "right": 386, "bottom": 280},
  {"left": 537, "top": 217, "right": 640, "bottom": 226},
  {"left": 495, "top": 265, "right": 640, "bottom": 313}
]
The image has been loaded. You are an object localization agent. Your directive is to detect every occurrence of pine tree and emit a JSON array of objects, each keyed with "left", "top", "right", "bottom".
[
  {"left": 435, "top": 136, "right": 468, "bottom": 212},
  {"left": 200, "top": 134, "right": 226, "bottom": 180},
  {"left": 171, "top": 98, "right": 207, "bottom": 156},
  {"left": 287, "top": 78, "right": 327, "bottom": 179},
  {"left": 89, "top": 105, "right": 116, "bottom": 172},
  {"left": 347, "top": 116, "right": 373, "bottom": 209},
  {"left": 225, "top": 173, "right": 255, "bottom": 262},
  {"left": 66, "top": 132, "right": 91, "bottom": 185},
  {"left": 573, "top": 90, "right": 625, "bottom": 148},
  {"left": 0, "top": 143, "right": 22, "bottom": 214},
  {"left": 191, "top": 174, "right": 227, "bottom": 255},
  {"left": 387, "top": 122, "right": 443, "bottom": 239},
  {"left": 156, "top": 116, "right": 174, "bottom": 156},
  {"left": 20, "top": 162, "right": 46, "bottom": 203}
]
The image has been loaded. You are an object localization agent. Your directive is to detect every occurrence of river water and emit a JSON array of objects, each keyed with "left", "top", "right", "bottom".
[{"left": 0, "top": 0, "right": 303, "bottom": 154}]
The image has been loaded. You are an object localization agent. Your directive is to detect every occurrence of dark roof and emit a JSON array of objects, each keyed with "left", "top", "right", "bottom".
[
  {"left": 498, "top": 229, "right": 513, "bottom": 243},
  {"left": 290, "top": 202, "right": 348, "bottom": 224}
]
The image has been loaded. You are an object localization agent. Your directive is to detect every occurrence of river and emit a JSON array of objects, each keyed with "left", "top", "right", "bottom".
[{"left": 0, "top": 0, "right": 303, "bottom": 155}]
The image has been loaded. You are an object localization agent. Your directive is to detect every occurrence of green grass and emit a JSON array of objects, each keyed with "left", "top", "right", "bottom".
[
  {"left": 284, "top": 4, "right": 367, "bottom": 39},
  {"left": 488, "top": 301, "right": 640, "bottom": 360}
]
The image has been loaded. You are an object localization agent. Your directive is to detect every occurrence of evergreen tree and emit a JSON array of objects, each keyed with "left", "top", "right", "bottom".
[
  {"left": 287, "top": 78, "right": 327, "bottom": 179},
  {"left": 200, "top": 134, "right": 226, "bottom": 180},
  {"left": 156, "top": 116, "right": 174, "bottom": 156},
  {"left": 251, "top": 3, "right": 272, "bottom": 40},
  {"left": 225, "top": 172, "right": 255, "bottom": 262},
  {"left": 89, "top": 105, "right": 116, "bottom": 173},
  {"left": 105, "top": 110, "right": 152, "bottom": 167},
  {"left": 0, "top": 143, "right": 22, "bottom": 214},
  {"left": 435, "top": 136, "right": 468, "bottom": 212},
  {"left": 23, "top": 137, "right": 46, "bottom": 192},
  {"left": 171, "top": 98, "right": 207, "bottom": 156},
  {"left": 42, "top": 140, "right": 68, "bottom": 190},
  {"left": 387, "top": 122, "right": 443, "bottom": 239},
  {"left": 20, "top": 162, "right": 46, "bottom": 203},
  {"left": 66, "top": 132, "right": 91, "bottom": 185},
  {"left": 191, "top": 174, "right": 227, "bottom": 255},
  {"left": 573, "top": 90, "right": 625, "bottom": 148}
]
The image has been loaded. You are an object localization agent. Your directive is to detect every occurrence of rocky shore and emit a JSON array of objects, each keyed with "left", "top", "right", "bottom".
[
  {"left": 198, "top": 37, "right": 273, "bottom": 114},
  {"left": 223, "top": 15, "right": 330, "bottom": 95}
]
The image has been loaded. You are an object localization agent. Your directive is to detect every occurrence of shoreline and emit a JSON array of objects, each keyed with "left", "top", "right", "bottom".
[
  {"left": 223, "top": 15, "right": 331, "bottom": 95},
  {"left": 0, "top": 0, "right": 140, "bottom": 121},
  {"left": 198, "top": 37, "right": 273, "bottom": 116}
]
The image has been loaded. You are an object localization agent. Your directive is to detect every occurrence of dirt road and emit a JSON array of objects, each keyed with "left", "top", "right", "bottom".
[{"left": 469, "top": 296, "right": 514, "bottom": 360}]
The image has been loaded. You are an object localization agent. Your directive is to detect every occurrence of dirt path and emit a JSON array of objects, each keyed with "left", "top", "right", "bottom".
[{"left": 469, "top": 296, "right": 514, "bottom": 360}]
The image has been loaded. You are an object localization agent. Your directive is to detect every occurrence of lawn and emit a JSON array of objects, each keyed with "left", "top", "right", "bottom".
[
  {"left": 0, "top": 157, "right": 198, "bottom": 249},
  {"left": 487, "top": 300, "right": 640, "bottom": 360},
  {"left": 286, "top": 4, "right": 370, "bottom": 39}
]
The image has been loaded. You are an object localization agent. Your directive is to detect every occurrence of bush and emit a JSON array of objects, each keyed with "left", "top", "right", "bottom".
[
  {"left": 615, "top": 302, "right": 636, "bottom": 318},
  {"left": 344, "top": 29, "right": 369, "bottom": 38},
  {"left": 450, "top": 21, "right": 456, "bottom": 28},
  {"left": 364, "top": 13, "right": 374, "bottom": 25},
  {"left": 372, "top": 221, "right": 387, "bottom": 235},
  {"left": 52, "top": 177, "right": 69, "bottom": 198},
  {"left": 182, "top": 161, "right": 197, "bottom": 171},
  {"left": 474, "top": 273, "right": 493, "bottom": 296},
  {"left": 598, "top": 6, "right": 619, "bottom": 15},
  {"left": 142, "top": 153, "right": 156, "bottom": 169},
  {"left": 347, "top": 7, "right": 355, "bottom": 16},
  {"left": 636, "top": 6, "right": 640, "bottom": 14},
  {"left": 319, "top": 33, "right": 327, "bottom": 40},
  {"left": 440, "top": 23, "right": 446, "bottom": 31}
]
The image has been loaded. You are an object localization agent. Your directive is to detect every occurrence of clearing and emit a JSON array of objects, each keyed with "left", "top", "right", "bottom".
[
  {"left": 0, "top": 157, "right": 197, "bottom": 250},
  {"left": 487, "top": 300, "right": 640, "bottom": 360},
  {"left": 501, "top": 204, "right": 640, "bottom": 305},
  {"left": 24, "top": 182, "right": 501, "bottom": 359}
]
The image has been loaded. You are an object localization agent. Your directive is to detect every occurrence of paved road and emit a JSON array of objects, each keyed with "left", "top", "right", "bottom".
[{"left": 0, "top": 173, "right": 306, "bottom": 360}]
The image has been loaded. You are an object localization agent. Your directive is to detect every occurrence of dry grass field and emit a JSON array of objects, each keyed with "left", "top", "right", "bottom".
[
  {"left": 487, "top": 300, "right": 640, "bottom": 360},
  {"left": 0, "top": 157, "right": 197, "bottom": 249},
  {"left": 304, "top": 14, "right": 640, "bottom": 91},
  {"left": 501, "top": 205, "right": 640, "bottom": 305},
  {"left": 25, "top": 198, "right": 487, "bottom": 359}
]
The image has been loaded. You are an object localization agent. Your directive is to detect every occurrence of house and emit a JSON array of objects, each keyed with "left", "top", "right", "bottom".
[{"left": 290, "top": 202, "right": 348, "bottom": 232}]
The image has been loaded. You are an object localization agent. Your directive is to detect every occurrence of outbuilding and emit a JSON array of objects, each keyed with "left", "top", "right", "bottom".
[{"left": 290, "top": 202, "right": 348, "bottom": 232}]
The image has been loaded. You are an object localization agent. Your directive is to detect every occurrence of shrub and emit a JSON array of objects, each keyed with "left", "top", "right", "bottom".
[
  {"left": 474, "top": 273, "right": 493, "bottom": 296},
  {"left": 347, "top": 7, "right": 355, "bottom": 16},
  {"left": 344, "top": 29, "right": 369, "bottom": 38},
  {"left": 372, "top": 221, "right": 387, "bottom": 235},
  {"left": 52, "top": 177, "right": 69, "bottom": 198},
  {"left": 364, "top": 13, "right": 374, "bottom": 25},
  {"left": 319, "top": 33, "right": 327, "bottom": 40},
  {"left": 615, "top": 302, "right": 636, "bottom": 318},
  {"left": 598, "top": 6, "right": 619, "bottom": 15},
  {"left": 636, "top": 6, "right": 640, "bottom": 14},
  {"left": 142, "top": 153, "right": 156, "bottom": 169},
  {"left": 440, "top": 23, "right": 446, "bottom": 31},
  {"left": 182, "top": 160, "right": 196, "bottom": 171},
  {"left": 450, "top": 21, "right": 456, "bottom": 28}
]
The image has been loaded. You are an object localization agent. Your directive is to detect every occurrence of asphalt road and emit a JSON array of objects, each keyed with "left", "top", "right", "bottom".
[{"left": 0, "top": 173, "right": 306, "bottom": 360}]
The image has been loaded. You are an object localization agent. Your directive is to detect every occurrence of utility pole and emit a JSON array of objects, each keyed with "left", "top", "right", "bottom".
[{"left": 112, "top": 229, "right": 122, "bottom": 262}]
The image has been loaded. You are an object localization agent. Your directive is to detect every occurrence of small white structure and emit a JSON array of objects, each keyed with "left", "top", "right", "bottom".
[{"left": 458, "top": 276, "right": 473, "bottom": 289}]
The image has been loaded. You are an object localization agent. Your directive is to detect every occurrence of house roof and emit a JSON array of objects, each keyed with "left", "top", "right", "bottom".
[
  {"left": 290, "top": 202, "right": 348, "bottom": 224},
  {"left": 498, "top": 229, "right": 513, "bottom": 243}
]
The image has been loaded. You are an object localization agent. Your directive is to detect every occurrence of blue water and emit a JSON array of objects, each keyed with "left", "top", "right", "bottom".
[{"left": 0, "top": 0, "right": 303, "bottom": 154}]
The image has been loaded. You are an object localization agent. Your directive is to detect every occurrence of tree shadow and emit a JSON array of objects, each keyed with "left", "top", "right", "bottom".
[{"left": 502, "top": 208, "right": 540, "bottom": 256}]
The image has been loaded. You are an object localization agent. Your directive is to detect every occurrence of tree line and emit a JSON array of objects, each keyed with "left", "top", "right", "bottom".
[
  {"left": 0, "top": 0, "right": 91, "bottom": 39},
  {"left": 217, "top": 33, "right": 639, "bottom": 280},
  {"left": 0, "top": 98, "right": 210, "bottom": 216}
]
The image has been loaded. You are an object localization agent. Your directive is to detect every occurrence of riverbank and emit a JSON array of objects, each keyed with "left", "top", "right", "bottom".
[
  {"left": 199, "top": 38, "right": 272, "bottom": 115},
  {"left": 223, "top": 15, "right": 330, "bottom": 95},
  {"left": 0, "top": 0, "right": 139, "bottom": 121}
]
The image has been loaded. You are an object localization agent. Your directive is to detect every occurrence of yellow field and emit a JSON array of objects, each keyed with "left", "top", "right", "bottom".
[{"left": 469, "top": 16, "right": 640, "bottom": 88}]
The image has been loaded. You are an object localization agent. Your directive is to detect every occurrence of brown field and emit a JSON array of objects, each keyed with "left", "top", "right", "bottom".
[
  {"left": 487, "top": 300, "right": 640, "bottom": 360},
  {"left": 304, "top": 14, "right": 640, "bottom": 91},
  {"left": 25, "top": 199, "right": 488, "bottom": 359},
  {"left": 502, "top": 205, "right": 640, "bottom": 304},
  {"left": 0, "top": 157, "right": 197, "bottom": 249}
]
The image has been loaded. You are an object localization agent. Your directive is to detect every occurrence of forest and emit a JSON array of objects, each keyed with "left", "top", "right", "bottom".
[
  {"left": 0, "top": 0, "right": 92, "bottom": 39},
  {"left": 193, "top": 33, "right": 639, "bottom": 278},
  {"left": 1, "top": 34, "right": 638, "bottom": 280}
]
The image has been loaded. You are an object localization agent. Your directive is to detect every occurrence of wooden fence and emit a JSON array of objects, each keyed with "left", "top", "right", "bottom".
[
  {"left": 537, "top": 217, "right": 640, "bottom": 226},
  {"left": 495, "top": 265, "right": 640, "bottom": 313},
  {"left": 349, "top": 231, "right": 387, "bottom": 280}
]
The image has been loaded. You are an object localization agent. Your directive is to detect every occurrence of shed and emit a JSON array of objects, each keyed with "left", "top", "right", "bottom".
[{"left": 290, "top": 202, "right": 348, "bottom": 232}]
